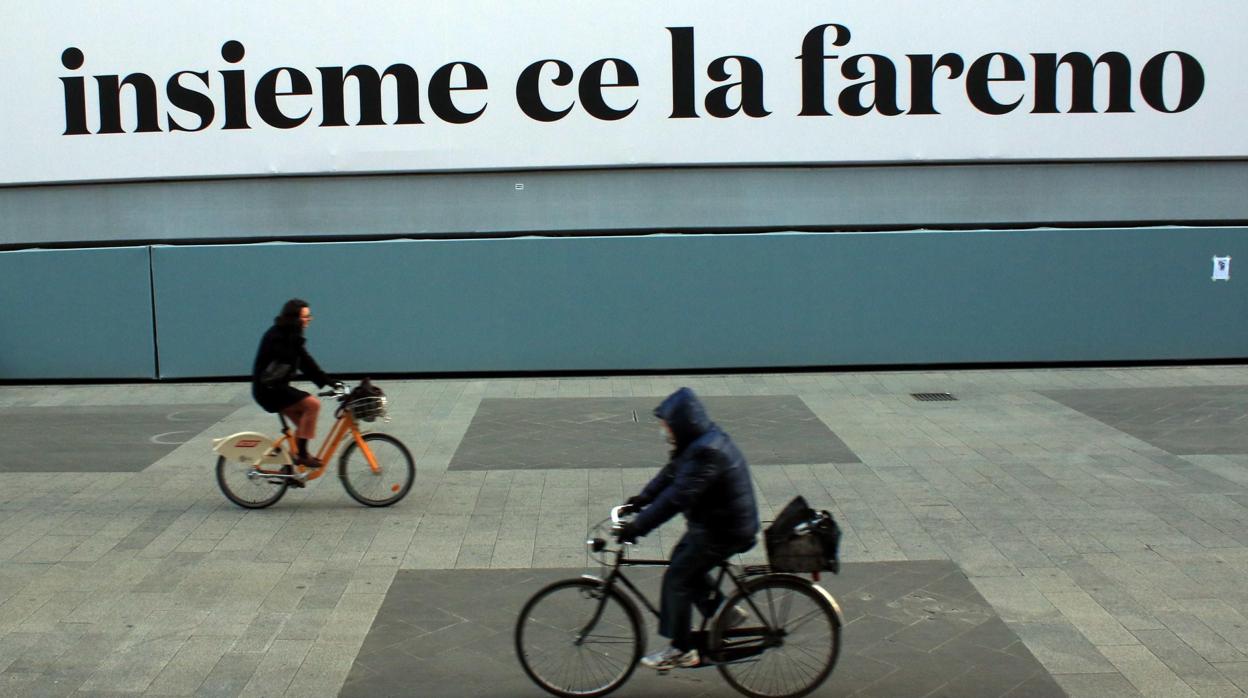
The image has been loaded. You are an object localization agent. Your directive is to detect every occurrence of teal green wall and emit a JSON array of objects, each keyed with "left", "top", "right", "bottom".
[
  {"left": 3, "top": 228, "right": 1242, "bottom": 380},
  {"left": 3, "top": 160, "right": 1245, "bottom": 380},
  {"left": 142, "top": 228, "right": 1247, "bottom": 379},
  {"left": 0, "top": 246, "right": 155, "bottom": 379}
]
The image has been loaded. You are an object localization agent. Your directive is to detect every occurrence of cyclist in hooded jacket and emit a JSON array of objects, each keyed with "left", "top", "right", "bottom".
[{"left": 615, "top": 387, "right": 760, "bottom": 671}]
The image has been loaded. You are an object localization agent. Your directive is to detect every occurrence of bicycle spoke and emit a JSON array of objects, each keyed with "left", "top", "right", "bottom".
[
  {"left": 579, "top": 636, "right": 634, "bottom": 644},
  {"left": 517, "top": 580, "right": 639, "bottom": 696},
  {"left": 340, "top": 434, "right": 413, "bottom": 507},
  {"left": 715, "top": 578, "right": 839, "bottom": 698},
  {"left": 776, "top": 587, "right": 795, "bottom": 627},
  {"left": 783, "top": 606, "right": 829, "bottom": 635},
  {"left": 765, "top": 585, "right": 778, "bottom": 629},
  {"left": 790, "top": 648, "right": 822, "bottom": 687},
  {"left": 583, "top": 643, "right": 624, "bottom": 680},
  {"left": 790, "top": 642, "right": 830, "bottom": 666},
  {"left": 217, "top": 457, "right": 288, "bottom": 509}
]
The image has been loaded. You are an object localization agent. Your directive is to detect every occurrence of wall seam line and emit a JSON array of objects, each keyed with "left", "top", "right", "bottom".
[{"left": 148, "top": 246, "right": 161, "bottom": 379}]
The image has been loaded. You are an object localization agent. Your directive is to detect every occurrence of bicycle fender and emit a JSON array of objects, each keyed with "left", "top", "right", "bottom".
[
  {"left": 212, "top": 432, "right": 288, "bottom": 465},
  {"left": 757, "top": 573, "right": 845, "bottom": 625}
]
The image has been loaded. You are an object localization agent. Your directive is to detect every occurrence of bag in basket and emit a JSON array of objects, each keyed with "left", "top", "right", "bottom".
[
  {"left": 345, "top": 378, "right": 387, "bottom": 422},
  {"left": 764, "top": 495, "right": 842, "bottom": 574}
]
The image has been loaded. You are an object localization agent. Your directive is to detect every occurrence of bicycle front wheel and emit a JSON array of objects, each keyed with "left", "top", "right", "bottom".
[
  {"left": 215, "top": 456, "right": 288, "bottom": 509},
  {"left": 515, "top": 578, "right": 643, "bottom": 698},
  {"left": 711, "top": 575, "right": 841, "bottom": 698},
  {"left": 338, "top": 433, "right": 414, "bottom": 507}
]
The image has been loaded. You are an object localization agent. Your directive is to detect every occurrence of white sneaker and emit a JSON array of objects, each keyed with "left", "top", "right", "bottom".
[{"left": 640, "top": 646, "right": 700, "bottom": 670}]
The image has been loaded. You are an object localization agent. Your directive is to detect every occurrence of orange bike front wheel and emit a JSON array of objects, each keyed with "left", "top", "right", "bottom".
[{"left": 338, "top": 433, "right": 415, "bottom": 507}]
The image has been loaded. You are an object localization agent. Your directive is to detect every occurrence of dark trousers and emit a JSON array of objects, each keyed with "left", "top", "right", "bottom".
[{"left": 660, "top": 529, "right": 754, "bottom": 651}]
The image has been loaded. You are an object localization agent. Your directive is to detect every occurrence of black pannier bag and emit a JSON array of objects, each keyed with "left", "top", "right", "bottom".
[{"left": 764, "top": 496, "right": 842, "bottom": 574}]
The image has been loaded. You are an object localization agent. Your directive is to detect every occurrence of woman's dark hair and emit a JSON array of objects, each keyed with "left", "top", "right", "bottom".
[{"left": 274, "top": 298, "right": 309, "bottom": 329}]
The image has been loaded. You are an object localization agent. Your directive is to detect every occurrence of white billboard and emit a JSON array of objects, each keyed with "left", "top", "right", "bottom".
[{"left": 2, "top": 1, "right": 1245, "bottom": 185}]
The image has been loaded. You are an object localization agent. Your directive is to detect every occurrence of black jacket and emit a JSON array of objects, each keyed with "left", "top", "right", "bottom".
[
  {"left": 250, "top": 324, "right": 329, "bottom": 412},
  {"left": 632, "top": 388, "right": 760, "bottom": 545}
]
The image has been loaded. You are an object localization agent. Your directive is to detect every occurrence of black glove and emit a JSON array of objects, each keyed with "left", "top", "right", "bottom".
[
  {"left": 615, "top": 522, "right": 640, "bottom": 544},
  {"left": 621, "top": 495, "right": 647, "bottom": 515}
]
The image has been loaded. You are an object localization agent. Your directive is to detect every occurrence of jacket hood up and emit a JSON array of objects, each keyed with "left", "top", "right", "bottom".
[{"left": 654, "top": 387, "right": 714, "bottom": 453}]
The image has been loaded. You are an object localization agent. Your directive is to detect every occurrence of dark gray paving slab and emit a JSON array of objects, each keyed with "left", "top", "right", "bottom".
[
  {"left": 341, "top": 561, "right": 1062, "bottom": 697},
  {"left": 0, "top": 404, "right": 236, "bottom": 472},
  {"left": 448, "top": 397, "right": 859, "bottom": 471},
  {"left": 1041, "top": 386, "right": 1248, "bottom": 456}
]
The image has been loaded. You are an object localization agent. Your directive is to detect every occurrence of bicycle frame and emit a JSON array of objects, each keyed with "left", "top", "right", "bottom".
[
  {"left": 274, "top": 410, "right": 382, "bottom": 482},
  {"left": 213, "top": 409, "right": 381, "bottom": 483},
  {"left": 581, "top": 546, "right": 780, "bottom": 664}
]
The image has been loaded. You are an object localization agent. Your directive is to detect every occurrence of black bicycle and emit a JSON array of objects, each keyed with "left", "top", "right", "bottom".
[{"left": 515, "top": 506, "right": 843, "bottom": 698}]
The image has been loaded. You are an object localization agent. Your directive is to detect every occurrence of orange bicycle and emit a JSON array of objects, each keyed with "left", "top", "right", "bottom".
[{"left": 212, "top": 381, "right": 414, "bottom": 508}]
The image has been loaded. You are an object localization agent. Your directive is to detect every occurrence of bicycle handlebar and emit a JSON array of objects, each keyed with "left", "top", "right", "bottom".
[
  {"left": 316, "top": 382, "right": 349, "bottom": 399},
  {"left": 610, "top": 504, "right": 630, "bottom": 526},
  {"left": 608, "top": 504, "right": 638, "bottom": 546}
]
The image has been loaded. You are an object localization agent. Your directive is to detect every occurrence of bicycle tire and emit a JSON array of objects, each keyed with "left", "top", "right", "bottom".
[
  {"left": 215, "top": 455, "right": 289, "bottom": 509},
  {"left": 710, "top": 575, "right": 841, "bottom": 698},
  {"left": 515, "top": 578, "right": 644, "bottom": 698},
  {"left": 338, "top": 433, "right": 415, "bottom": 507}
]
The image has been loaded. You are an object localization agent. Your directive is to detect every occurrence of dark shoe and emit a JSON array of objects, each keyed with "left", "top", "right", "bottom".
[
  {"left": 283, "top": 464, "right": 306, "bottom": 489},
  {"left": 294, "top": 454, "right": 324, "bottom": 470},
  {"left": 289, "top": 455, "right": 322, "bottom": 488}
]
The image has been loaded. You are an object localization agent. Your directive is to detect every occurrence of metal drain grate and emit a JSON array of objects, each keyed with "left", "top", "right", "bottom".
[{"left": 912, "top": 392, "right": 957, "bottom": 402}]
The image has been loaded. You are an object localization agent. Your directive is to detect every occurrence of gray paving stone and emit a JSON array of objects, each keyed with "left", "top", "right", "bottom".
[
  {"left": 1189, "top": 680, "right": 1248, "bottom": 698},
  {"left": 1132, "top": 628, "right": 1230, "bottom": 687},
  {"left": 1041, "top": 387, "right": 1248, "bottom": 457},
  {"left": 145, "top": 635, "right": 236, "bottom": 696},
  {"left": 1044, "top": 589, "right": 1138, "bottom": 646},
  {"left": 1010, "top": 621, "right": 1116, "bottom": 674},
  {"left": 1055, "top": 672, "right": 1146, "bottom": 698},
  {"left": 973, "top": 578, "right": 1064, "bottom": 625},
  {"left": 448, "top": 396, "right": 859, "bottom": 470},
  {"left": 283, "top": 640, "right": 360, "bottom": 697},
  {"left": 1216, "top": 661, "right": 1248, "bottom": 693},
  {"left": 1156, "top": 612, "right": 1248, "bottom": 665},
  {"left": 2, "top": 367, "right": 1248, "bottom": 696},
  {"left": 237, "top": 639, "right": 310, "bottom": 697},
  {"left": 343, "top": 561, "right": 1054, "bottom": 697},
  {"left": 1100, "top": 643, "right": 1201, "bottom": 698},
  {"left": 0, "top": 405, "right": 237, "bottom": 473}
]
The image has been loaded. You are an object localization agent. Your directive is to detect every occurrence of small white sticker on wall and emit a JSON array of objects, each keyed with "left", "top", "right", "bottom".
[{"left": 1213, "top": 256, "right": 1231, "bottom": 281}]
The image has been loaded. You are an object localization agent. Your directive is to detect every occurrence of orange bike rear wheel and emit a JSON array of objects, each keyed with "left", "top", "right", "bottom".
[{"left": 216, "top": 456, "right": 290, "bottom": 509}]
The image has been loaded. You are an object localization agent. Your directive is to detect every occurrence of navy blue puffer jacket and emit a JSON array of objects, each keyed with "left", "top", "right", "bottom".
[{"left": 631, "top": 388, "right": 760, "bottom": 546}]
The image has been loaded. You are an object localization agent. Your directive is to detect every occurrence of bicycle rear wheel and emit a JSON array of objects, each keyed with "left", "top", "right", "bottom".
[
  {"left": 338, "top": 433, "right": 414, "bottom": 507},
  {"left": 215, "top": 456, "right": 289, "bottom": 509},
  {"left": 710, "top": 575, "right": 841, "bottom": 698},
  {"left": 515, "top": 578, "right": 643, "bottom": 698}
]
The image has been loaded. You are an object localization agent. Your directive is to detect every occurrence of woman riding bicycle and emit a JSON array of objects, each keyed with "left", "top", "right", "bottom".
[{"left": 251, "top": 298, "right": 340, "bottom": 484}]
